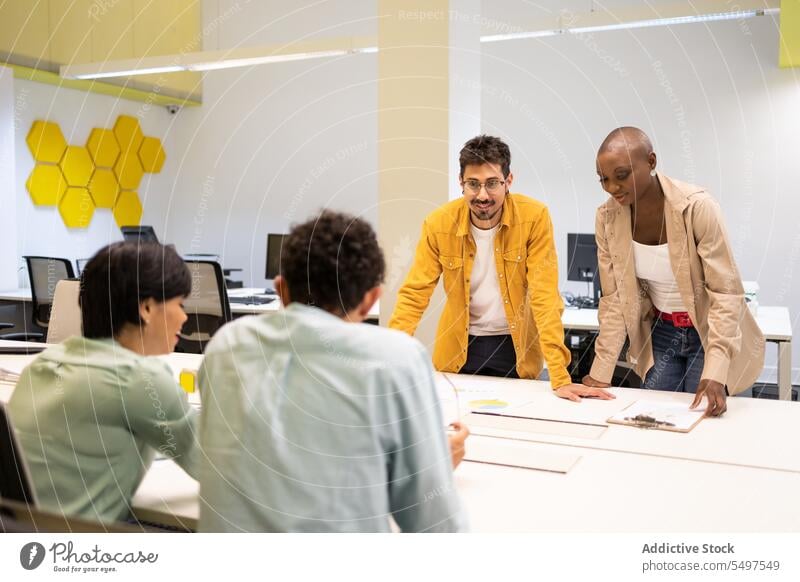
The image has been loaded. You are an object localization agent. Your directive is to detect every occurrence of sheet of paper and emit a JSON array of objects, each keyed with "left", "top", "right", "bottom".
[
  {"left": 464, "top": 437, "right": 581, "bottom": 473},
  {"left": 607, "top": 399, "right": 704, "bottom": 432},
  {"left": 465, "top": 411, "right": 608, "bottom": 440}
]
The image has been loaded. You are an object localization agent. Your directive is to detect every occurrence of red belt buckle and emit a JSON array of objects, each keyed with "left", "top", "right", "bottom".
[{"left": 672, "top": 312, "right": 692, "bottom": 327}]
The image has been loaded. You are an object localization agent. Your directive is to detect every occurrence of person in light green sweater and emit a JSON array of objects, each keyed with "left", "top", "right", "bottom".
[{"left": 9, "top": 241, "right": 199, "bottom": 523}]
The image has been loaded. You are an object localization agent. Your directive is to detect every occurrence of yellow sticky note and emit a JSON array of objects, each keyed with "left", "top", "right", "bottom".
[{"left": 179, "top": 369, "right": 196, "bottom": 393}]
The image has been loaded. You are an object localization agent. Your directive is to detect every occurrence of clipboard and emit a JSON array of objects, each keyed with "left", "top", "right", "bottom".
[{"left": 607, "top": 400, "right": 704, "bottom": 433}]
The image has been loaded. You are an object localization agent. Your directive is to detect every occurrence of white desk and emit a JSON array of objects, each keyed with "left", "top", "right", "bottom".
[
  {"left": 1, "top": 294, "right": 791, "bottom": 396},
  {"left": 129, "top": 373, "right": 800, "bottom": 532},
  {"left": 0, "top": 288, "right": 381, "bottom": 321},
  {"left": 0, "top": 289, "right": 33, "bottom": 302},
  {"left": 3, "top": 349, "right": 800, "bottom": 532},
  {"left": 564, "top": 306, "right": 794, "bottom": 401},
  {"left": 440, "top": 375, "right": 800, "bottom": 472},
  {"left": 226, "top": 287, "right": 380, "bottom": 320}
]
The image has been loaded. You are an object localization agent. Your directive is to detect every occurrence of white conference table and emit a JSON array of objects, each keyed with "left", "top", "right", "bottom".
[
  {"left": 129, "top": 367, "right": 800, "bottom": 532},
  {"left": 2, "top": 346, "right": 799, "bottom": 532}
]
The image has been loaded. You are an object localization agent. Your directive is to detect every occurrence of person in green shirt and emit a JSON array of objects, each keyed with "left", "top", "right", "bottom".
[{"left": 9, "top": 242, "right": 200, "bottom": 523}]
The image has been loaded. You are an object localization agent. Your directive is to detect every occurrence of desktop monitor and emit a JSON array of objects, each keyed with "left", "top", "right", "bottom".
[
  {"left": 265, "top": 233, "right": 288, "bottom": 280},
  {"left": 567, "top": 233, "right": 601, "bottom": 306},
  {"left": 121, "top": 225, "right": 159, "bottom": 244}
]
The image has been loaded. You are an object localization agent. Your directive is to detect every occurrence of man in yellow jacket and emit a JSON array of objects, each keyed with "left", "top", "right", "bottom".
[{"left": 389, "top": 135, "right": 613, "bottom": 400}]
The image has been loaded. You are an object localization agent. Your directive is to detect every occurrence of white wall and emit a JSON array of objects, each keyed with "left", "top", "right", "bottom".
[
  {"left": 0, "top": 67, "right": 17, "bottom": 290},
  {"left": 13, "top": 78, "right": 190, "bottom": 286},
  {"left": 481, "top": 15, "right": 800, "bottom": 383},
  {"left": 160, "top": 1, "right": 378, "bottom": 289}
]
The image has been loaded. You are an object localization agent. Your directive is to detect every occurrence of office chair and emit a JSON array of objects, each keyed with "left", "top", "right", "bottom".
[
  {"left": 0, "top": 303, "right": 42, "bottom": 343},
  {"left": 21, "top": 256, "right": 75, "bottom": 338},
  {"left": 0, "top": 401, "right": 37, "bottom": 507},
  {"left": 46, "top": 279, "right": 82, "bottom": 344},
  {"left": 177, "top": 260, "right": 232, "bottom": 354}
]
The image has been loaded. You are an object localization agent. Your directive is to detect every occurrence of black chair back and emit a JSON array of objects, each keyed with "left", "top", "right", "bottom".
[
  {"left": 177, "top": 260, "right": 232, "bottom": 354},
  {"left": 23, "top": 256, "right": 76, "bottom": 329}
]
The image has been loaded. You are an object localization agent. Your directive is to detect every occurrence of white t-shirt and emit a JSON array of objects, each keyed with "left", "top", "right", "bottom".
[
  {"left": 632, "top": 241, "right": 687, "bottom": 313},
  {"left": 468, "top": 224, "right": 510, "bottom": 336}
]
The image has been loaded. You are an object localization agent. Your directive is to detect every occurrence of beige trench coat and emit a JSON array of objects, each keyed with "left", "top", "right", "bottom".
[{"left": 589, "top": 173, "right": 765, "bottom": 394}]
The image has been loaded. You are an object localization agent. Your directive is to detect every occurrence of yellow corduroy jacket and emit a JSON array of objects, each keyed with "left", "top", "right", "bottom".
[{"left": 388, "top": 194, "right": 572, "bottom": 388}]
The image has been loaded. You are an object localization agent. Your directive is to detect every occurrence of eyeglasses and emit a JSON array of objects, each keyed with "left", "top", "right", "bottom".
[{"left": 462, "top": 178, "right": 506, "bottom": 195}]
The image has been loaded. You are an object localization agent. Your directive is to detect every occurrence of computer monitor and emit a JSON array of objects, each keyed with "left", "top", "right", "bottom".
[
  {"left": 567, "top": 233, "right": 601, "bottom": 307},
  {"left": 265, "top": 233, "right": 288, "bottom": 280},
  {"left": 121, "top": 225, "right": 159, "bottom": 244}
]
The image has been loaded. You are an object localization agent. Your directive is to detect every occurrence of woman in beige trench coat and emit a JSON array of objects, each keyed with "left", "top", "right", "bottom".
[{"left": 575, "top": 127, "right": 765, "bottom": 417}]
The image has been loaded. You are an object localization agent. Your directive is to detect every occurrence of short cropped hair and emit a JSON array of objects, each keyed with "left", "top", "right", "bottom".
[
  {"left": 80, "top": 242, "right": 192, "bottom": 339},
  {"left": 280, "top": 210, "right": 385, "bottom": 314},
  {"left": 459, "top": 135, "right": 511, "bottom": 178}
]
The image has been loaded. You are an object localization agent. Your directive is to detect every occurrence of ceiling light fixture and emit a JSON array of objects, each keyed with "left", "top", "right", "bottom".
[{"left": 480, "top": 8, "right": 780, "bottom": 43}]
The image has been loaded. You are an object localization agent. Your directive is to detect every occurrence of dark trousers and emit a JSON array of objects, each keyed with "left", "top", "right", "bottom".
[{"left": 458, "top": 334, "right": 519, "bottom": 378}]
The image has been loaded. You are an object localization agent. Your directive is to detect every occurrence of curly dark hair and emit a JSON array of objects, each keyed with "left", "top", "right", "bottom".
[
  {"left": 80, "top": 241, "right": 191, "bottom": 339},
  {"left": 280, "top": 210, "right": 385, "bottom": 314},
  {"left": 459, "top": 135, "right": 511, "bottom": 178}
]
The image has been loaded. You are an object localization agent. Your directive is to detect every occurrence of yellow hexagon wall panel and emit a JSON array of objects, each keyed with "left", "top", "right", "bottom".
[
  {"left": 113, "top": 115, "right": 144, "bottom": 155},
  {"left": 59, "top": 187, "right": 95, "bottom": 229},
  {"left": 60, "top": 146, "right": 95, "bottom": 187},
  {"left": 26, "top": 117, "right": 165, "bottom": 229},
  {"left": 114, "top": 152, "right": 144, "bottom": 190},
  {"left": 113, "top": 190, "right": 143, "bottom": 227},
  {"left": 88, "top": 168, "right": 120, "bottom": 208},
  {"left": 138, "top": 137, "right": 166, "bottom": 173},
  {"left": 27, "top": 121, "right": 67, "bottom": 164},
  {"left": 87, "top": 128, "right": 120, "bottom": 168},
  {"left": 26, "top": 164, "right": 67, "bottom": 206}
]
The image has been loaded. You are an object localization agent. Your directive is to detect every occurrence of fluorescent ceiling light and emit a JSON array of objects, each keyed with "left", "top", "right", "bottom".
[
  {"left": 69, "top": 65, "right": 184, "bottom": 80},
  {"left": 185, "top": 49, "right": 364, "bottom": 71},
  {"left": 480, "top": 8, "right": 780, "bottom": 43},
  {"left": 63, "top": 7, "right": 779, "bottom": 79},
  {"left": 61, "top": 42, "right": 377, "bottom": 80}
]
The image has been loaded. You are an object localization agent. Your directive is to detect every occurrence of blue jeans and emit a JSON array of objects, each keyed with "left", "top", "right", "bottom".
[{"left": 642, "top": 320, "right": 705, "bottom": 393}]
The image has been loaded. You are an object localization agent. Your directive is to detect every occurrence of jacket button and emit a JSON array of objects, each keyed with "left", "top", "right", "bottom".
[
  {"left": 505, "top": 300, "right": 509, "bottom": 303},
  {"left": 499, "top": 274, "right": 503, "bottom": 278},
  {"left": 517, "top": 256, "right": 521, "bottom": 260}
]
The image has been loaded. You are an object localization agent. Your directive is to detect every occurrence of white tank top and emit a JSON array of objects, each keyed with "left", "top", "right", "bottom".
[{"left": 632, "top": 241, "right": 686, "bottom": 313}]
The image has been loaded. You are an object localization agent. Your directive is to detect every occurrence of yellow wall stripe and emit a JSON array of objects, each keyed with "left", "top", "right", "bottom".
[
  {"left": 780, "top": 0, "right": 800, "bottom": 67},
  {"left": 2, "top": 63, "right": 200, "bottom": 107}
]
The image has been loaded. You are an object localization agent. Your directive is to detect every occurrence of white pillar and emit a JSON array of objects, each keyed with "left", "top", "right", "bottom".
[{"left": 378, "top": 0, "right": 481, "bottom": 349}]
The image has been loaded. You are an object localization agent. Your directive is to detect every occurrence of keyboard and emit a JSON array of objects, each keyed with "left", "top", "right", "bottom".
[{"left": 229, "top": 296, "right": 276, "bottom": 305}]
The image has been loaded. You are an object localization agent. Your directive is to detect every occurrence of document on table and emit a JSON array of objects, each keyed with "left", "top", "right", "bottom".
[
  {"left": 464, "top": 437, "right": 581, "bottom": 474},
  {"left": 465, "top": 411, "right": 608, "bottom": 440},
  {"left": 607, "top": 400, "right": 704, "bottom": 432}
]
